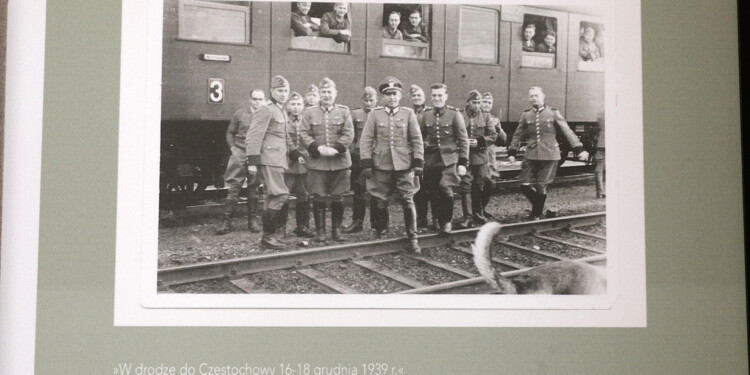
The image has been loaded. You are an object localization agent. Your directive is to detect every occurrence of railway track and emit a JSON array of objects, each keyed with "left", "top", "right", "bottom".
[
  {"left": 159, "top": 212, "right": 606, "bottom": 295},
  {"left": 168, "top": 172, "right": 596, "bottom": 218}
]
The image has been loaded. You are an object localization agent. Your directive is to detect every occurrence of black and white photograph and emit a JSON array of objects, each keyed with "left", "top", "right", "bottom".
[{"left": 115, "top": 0, "right": 642, "bottom": 326}]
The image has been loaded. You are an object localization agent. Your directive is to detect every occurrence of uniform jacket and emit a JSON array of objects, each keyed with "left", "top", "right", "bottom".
[
  {"left": 461, "top": 108, "right": 498, "bottom": 165},
  {"left": 360, "top": 106, "right": 424, "bottom": 171},
  {"left": 401, "top": 23, "right": 430, "bottom": 43},
  {"left": 536, "top": 43, "right": 556, "bottom": 53},
  {"left": 320, "top": 12, "right": 350, "bottom": 37},
  {"left": 483, "top": 111, "right": 508, "bottom": 146},
  {"left": 291, "top": 10, "right": 319, "bottom": 37},
  {"left": 522, "top": 39, "right": 536, "bottom": 52},
  {"left": 419, "top": 105, "right": 469, "bottom": 167},
  {"left": 350, "top": 107, "right": 372, "bottom": 160},
  {"left": 286, "top": 114, "right": 310, "bottom": 174},
  {"left": 413, "top": 104, "right": 431, "bottom": 124},
  {"left": 226, "top": 107, "right": 255, "bottom": 150},
  {"left": 299, "top": 104, "right": 354, "bottom": 171},
  {"left": 245, "top": 102, "right": 290, "bottom": 169},
  {"left": 382, "top": 27, "right": 403, "bottom": 39},
  {"left": 509, "top": 105, "right": 583, "bottom": 161}
]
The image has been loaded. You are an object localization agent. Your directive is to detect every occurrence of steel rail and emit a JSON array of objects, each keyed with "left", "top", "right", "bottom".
[
  {"left": 533, "top": 233, "right": 605, "bottom": 254},
  {"left": 157, "top": 212, "right": 606, "bottom": 287},
  {"left": 396, "top": 254, "right": 607, "bottom": 294},
  {"left": 170, "top": 173, "right": 595, "bottom": 218},
  {"left": 568, "top": 228, "right": 606, "bottom": 240}
]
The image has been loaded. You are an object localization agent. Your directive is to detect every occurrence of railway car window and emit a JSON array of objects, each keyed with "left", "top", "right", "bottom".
[
  {"left": 178, "top": 0, "right": 251, "bottom": 45},
  {"left": 290, "top": 2, "right": 350, "bottom": 53},
  {"left": 577, "top": 21, "right": 605, "bottom": 72},
  {"left": 381, "top": 4, "right": 432, "bottom": 59},
  {"left": 520, "top": 14, "right": 557, "bottom": 68},
  {"left": 458, "top": 6, "right": 498, "bottom": 64}
]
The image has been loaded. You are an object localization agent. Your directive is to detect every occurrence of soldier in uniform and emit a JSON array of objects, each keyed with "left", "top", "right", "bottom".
[
  {"left": 508, "top": 86, "right": 589, "bottom": 220},
  {"left": 291, "top": 2, "right": 320, "bottom": 37},
  {"left": 215, "top": 89, "right": 266, "bottom": 235},
  {"left": 298, "top": 77, "right": 354, "bottom": 242},
  {"left": 280, "top": 92, "right": 316, "bottom": 239},
  {"left": 246, "top": 75, "right": 293, "bottom": 249},
  {"left": 419, "top": 83, "right": 469, "bottom": 233},
  {"left": 341, "top": 87, "right": 378, "bottom": 234},
  {"left": 480, "top": 92, "right": 507, "bottom": 182},
  {"left": 304, "top": 84, "right": 320, "bottom": 108},
  {"left": 410, "top": 84, "right": 430, "bottom": 122},
  {"left": 457, "top": 90, "right": 498, "bottom": 228},
  {"left": 360, "top": 76, "right": 424, "bottom": 252},
  {"left": 409, "top": 84, "right": 435, "bottom": 231}
]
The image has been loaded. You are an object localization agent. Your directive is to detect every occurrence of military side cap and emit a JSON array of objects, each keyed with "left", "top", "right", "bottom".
[
  {"left": 466, "top": 90, "right": 481, "bottom": 102},
  {"left": 379, "top": 76, "right": 403, "bottom": 93},
  {"left": 319, "top": 77, "right": 336, "bottom": 90},
  {"left": 288, "top": 91, "right": 303, "bottom": 101},
  {"left": 362, "top": 86, "right": 378, "bottom": 99},
  {"left": 306, "top": 84, "right": 319, "bottom": 94},
  {"left": 410, "top": 84, "right": 424, "bottom": 95},
  {"left": 545, "top": 30, "right": 557, "bottom": 38},
  {"left": 271, "top": 75, "right": 289, "bottom": 89},
  {"left": 482, "top": 92, "right": 493, "bottom": 100}
]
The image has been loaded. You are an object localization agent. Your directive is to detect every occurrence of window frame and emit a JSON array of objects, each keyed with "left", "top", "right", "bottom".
[
  {"left": 177, "top": 0, "right": 252, "bottom": 46},
  {"left": 289, "top": 2, "right": 351, "bottom": 54},
  {"left": 379, "top": 4, "right": 432, "bottom": 60},
  {"left": 576, "top": 20, "right": 605, "bottom": 73},
  {"left": 457, "top": 5, "right": 500, "bottom": 65},
  {"left": 520, "top": 13, "right": 558, "bottom": 69}
]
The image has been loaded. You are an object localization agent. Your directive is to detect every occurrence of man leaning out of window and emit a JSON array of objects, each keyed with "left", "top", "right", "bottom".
[
  {"left": 382, "top": 11, "right": 403, "bottom": 39},
  {"left": 320, "top": 2, "right": 351, "bottom": 43},
  {"left": 291, "top": 2, "right": 320, "bottom": 37},
  {"left": 401, "top": 9, "right": 429, "bottom": 43}
]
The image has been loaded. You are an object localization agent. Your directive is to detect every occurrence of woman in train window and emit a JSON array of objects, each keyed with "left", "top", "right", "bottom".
[
  {"left": 535, "top": 30, "right": 557, "bottom": 53},
  {"left": 291, "top": 2, "right": 320, "bottom": 37},
  {"left": 382, "top": 11, "right": 403, "bottom": 39},
  {"left": 401, "top": 9, "right": 430, "bottom": 43},
  {"left": 320, "top": 2, "right": 351, "bottom": 44}
]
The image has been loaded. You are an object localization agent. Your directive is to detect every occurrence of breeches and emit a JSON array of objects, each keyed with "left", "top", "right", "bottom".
[
  {"left": 518, "top": 159, "right": 558, "bottom": 189},
  {"left": 423, "top": 164, "right": 459, "bottom": 199},
  {"left": 594, "top": 150, "right": 606, "bottom": 173},
  {"left": 259, "top": 165, "right": 289, "bottom": 210},
  {"left": 307, "top": 169, "right": 350, "bottom": 202},
  {"left": 459, "top": 164, "right": 492, "bottom": 193},
  {"left": 367, "top": 169, "right": 420, "bottom": 203},
  {"left": 283, "top": 173, "right": 309, "bottom": 202},
  {"left": 350, "top": 165, "right": 367, "bottom": 198}
]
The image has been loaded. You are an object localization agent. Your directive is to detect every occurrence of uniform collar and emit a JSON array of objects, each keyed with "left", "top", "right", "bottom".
[
  {"left": 321, "top": 104, "right": 335, "bottom": 113},
  {"left": 364, "top": 107, "right": 373, "bottom": 113},
  {"left": 290, "top": 115, "right": 299, "bottom": 122},
  {"left": 533, "top": 105, "right": 546, "bottom": 113},
  {"left": 413, "top": 104, "right": 425, "bottom": 113},
  {"left": 434, "top": 105, "right": 446, "bottom": 115},
  {"left": 385, "top": 106, "right": 400, "bottom": 115}
]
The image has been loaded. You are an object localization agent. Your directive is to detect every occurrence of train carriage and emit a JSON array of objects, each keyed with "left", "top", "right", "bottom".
[{"left": 161, "top": 1, "right": 605, "bottom": 191}]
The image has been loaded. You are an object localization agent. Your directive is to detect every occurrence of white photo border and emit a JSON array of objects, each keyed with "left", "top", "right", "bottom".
[{"left": 114, "top": 0, "right": 646, "bottom": 326}]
